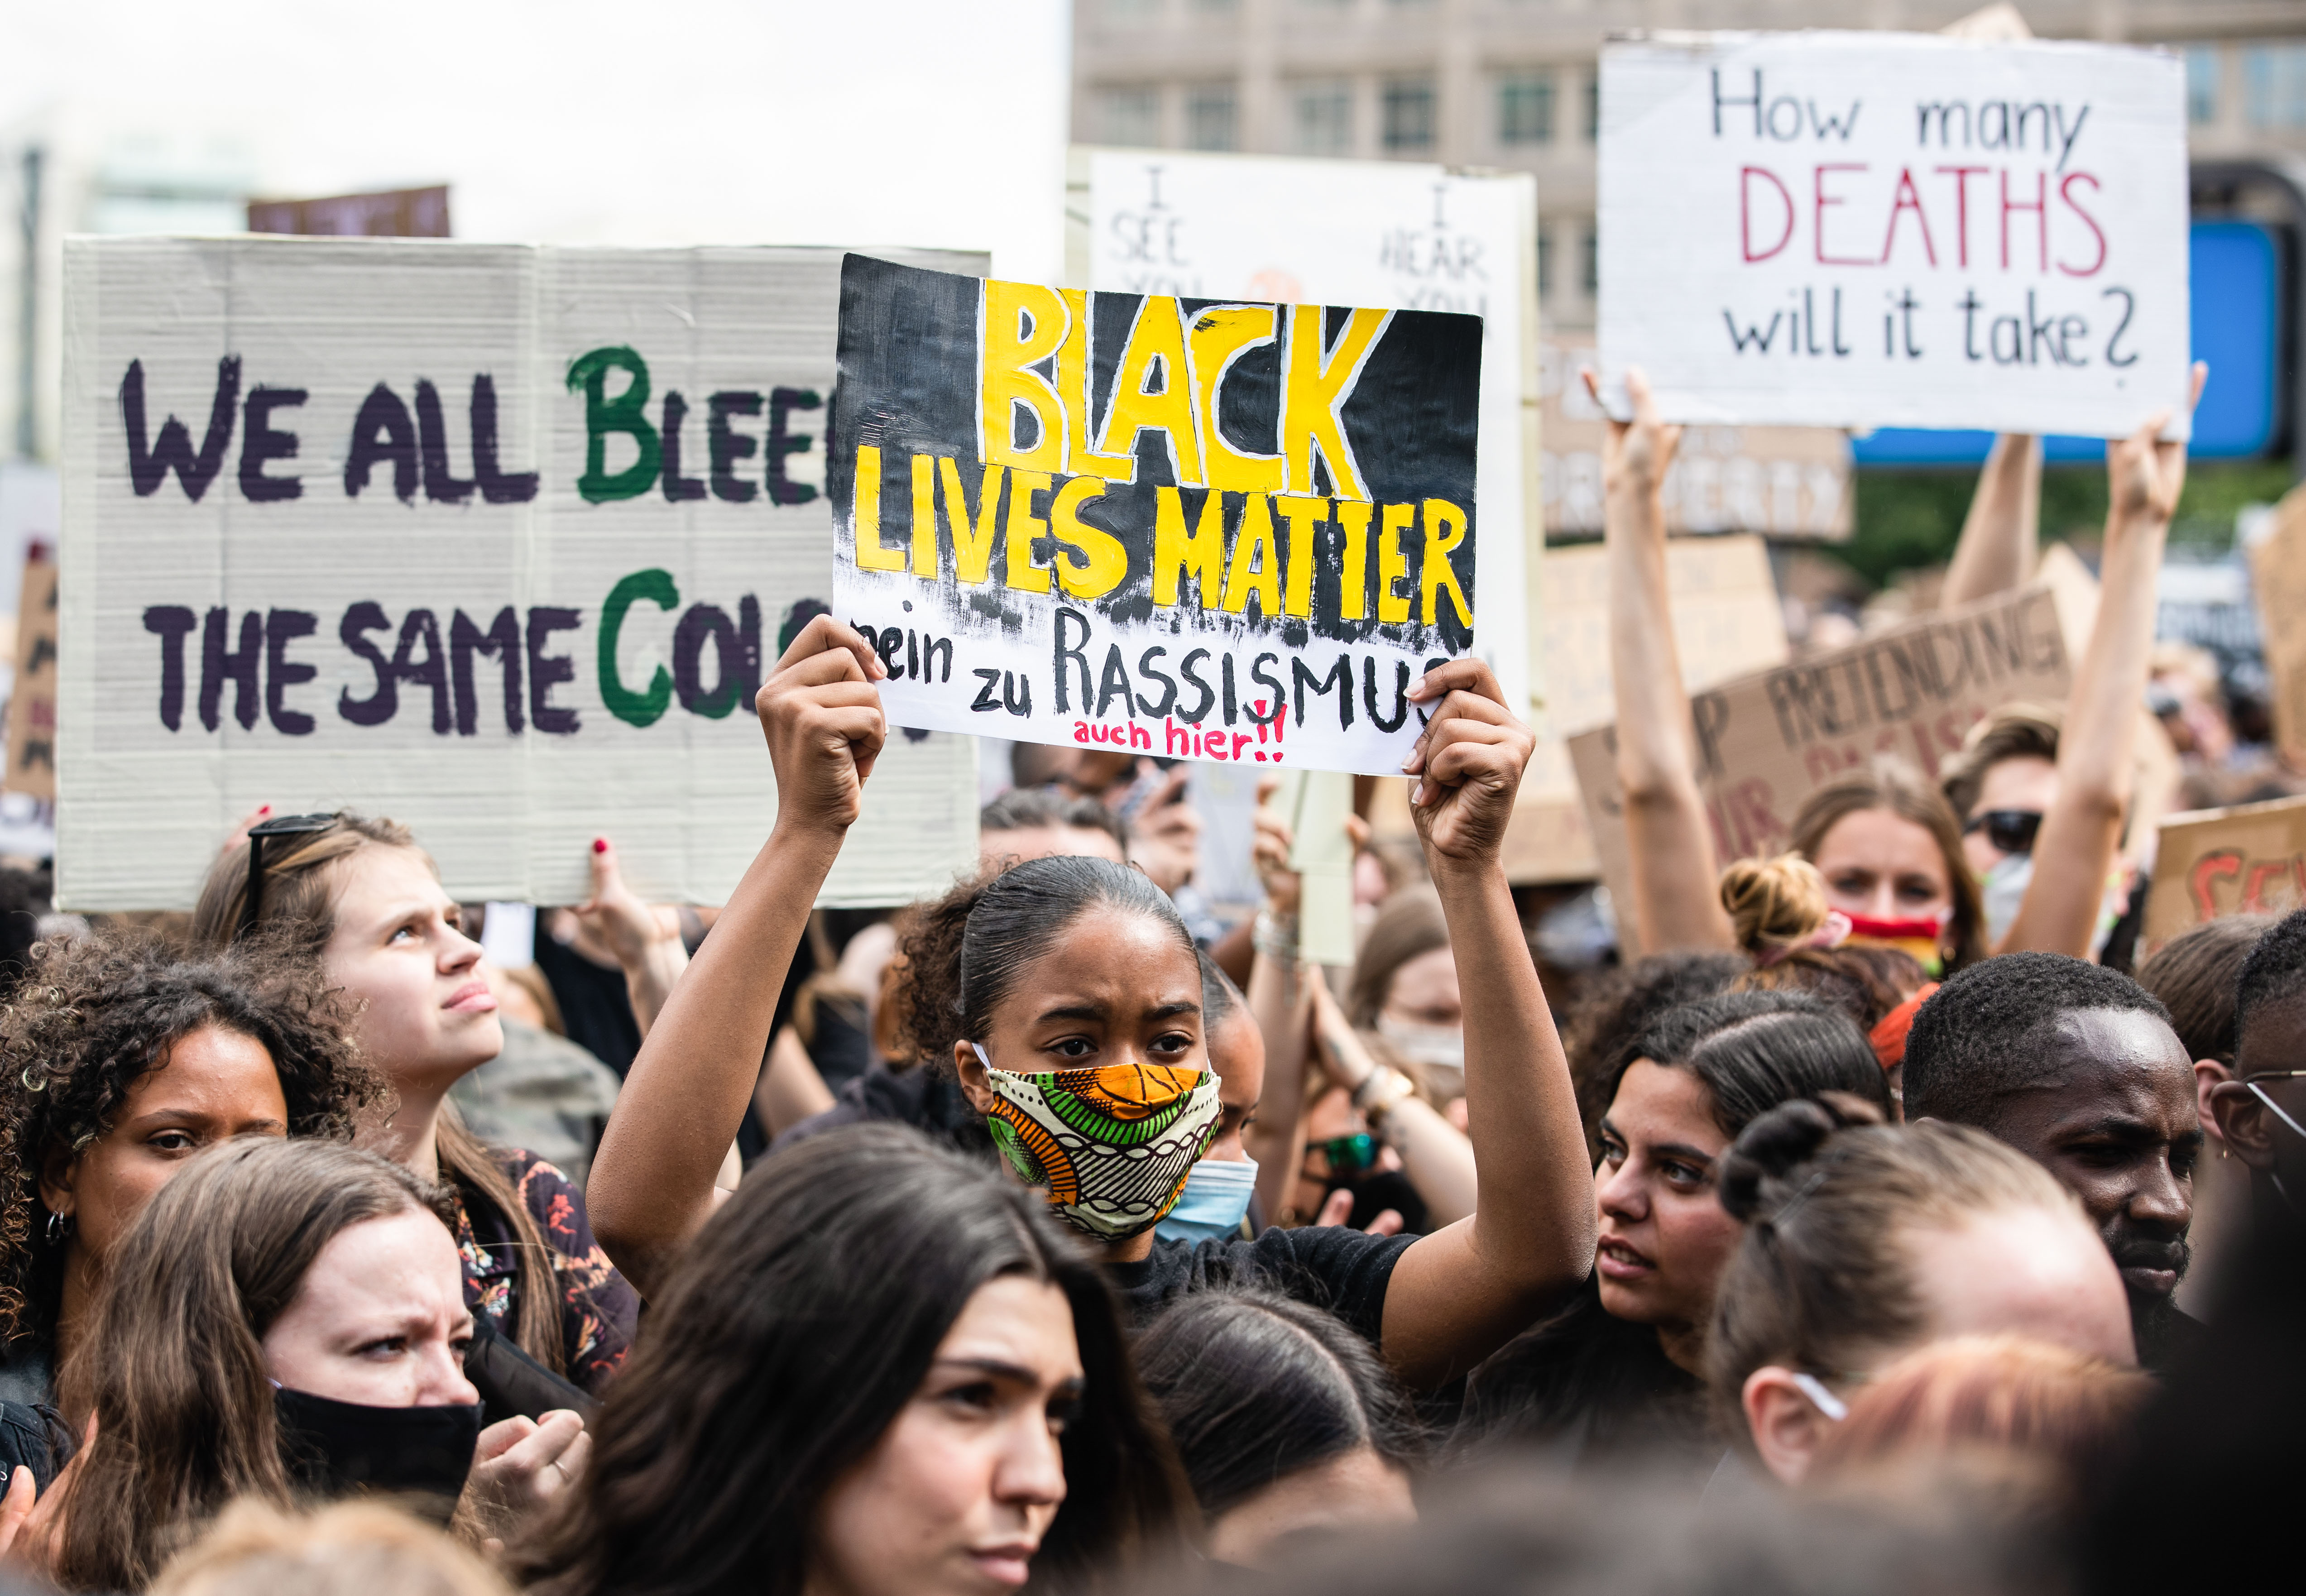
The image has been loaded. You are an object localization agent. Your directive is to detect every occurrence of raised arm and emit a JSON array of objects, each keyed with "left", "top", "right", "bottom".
[
  {"left": 2000, "top": 367, "right": 2205, "bottom": 959},
  {"left": 568, "top": 838, "right": 690, "bottom": 1038},
  {"left": 585, "top": 617, "right": 887, "bottom": 1297},
  {"left": 1378, "top": 660, "right": 1597, "bottom": 1389},
  {"left": 1307, "top": 979, "right": 1478, "bottom": 1228},
  {"left": 1244, "top": 777, "right": 1314, "bottom": 1228},
  {"left": 1596, "top": 367, "right": 1735, "bottom": 956},
  {"left": 1939, "top": 434, "right": 2042, "bottom": 608}
]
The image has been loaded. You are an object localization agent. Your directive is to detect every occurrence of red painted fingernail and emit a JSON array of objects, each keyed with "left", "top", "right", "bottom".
[
  {"left": 592, "top": 838, "right": 607, "bottom": 854},
  {"left": 258, "top": 805, "right": 272, "bottom": 815}
]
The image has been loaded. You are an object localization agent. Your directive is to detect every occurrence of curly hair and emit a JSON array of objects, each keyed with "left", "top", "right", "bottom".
[{"left": 0, "top": 930, "right": 381, "bottom": 1347}]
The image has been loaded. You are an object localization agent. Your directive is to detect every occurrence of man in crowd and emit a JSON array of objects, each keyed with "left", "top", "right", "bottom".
[{"left": 1903, "top": 952, "right": 2203, "bottom": 1369}]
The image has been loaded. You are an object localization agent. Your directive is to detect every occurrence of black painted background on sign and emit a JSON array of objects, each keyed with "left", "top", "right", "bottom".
[{"left": 830, "top": 254, "right": 1480, "bottom": 654}]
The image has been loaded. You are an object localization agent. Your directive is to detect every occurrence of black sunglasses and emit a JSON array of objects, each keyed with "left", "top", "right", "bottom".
[
  {"left": 236, "top": 812, "right": 344, "bottom": 939},
  {"left": 1961, "top": 808, "right": 2042, "bottom": 856}
]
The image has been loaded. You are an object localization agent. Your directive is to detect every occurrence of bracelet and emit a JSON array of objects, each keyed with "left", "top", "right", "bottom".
[
  {"left": 1253, "top": 908, "right": 1299, "bottom": 963},
  {"left": 1352, "top": 1066, "right": 1414, "bottom": 1117}
]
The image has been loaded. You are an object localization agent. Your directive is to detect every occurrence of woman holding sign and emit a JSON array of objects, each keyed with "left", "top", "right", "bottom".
[
  {"left": 1597, "top": 363, "right": 2204, "bottom": 970},
  {"left": 585, "top": 616, "right": 1596, "bottom": 1395},
  {"left": 191, "top": 818, "right": 638, "bottom": 1402}
]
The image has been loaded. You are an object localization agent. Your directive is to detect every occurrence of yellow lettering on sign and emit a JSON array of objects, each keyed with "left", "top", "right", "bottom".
[
  {"left": 1334, "top": 500, "right": 1372, "bottom": 620},
  {"left": 1275, "top": 495, "right": 1327, "bottom": 619},
  {"left": 1097, "top": 297, "right": 1203, "bottom": 487},
  {"left": 1052, "top": 476, "right": 1127, "bottom": 599},
  {"left": 1005, "top": 470, "right": 1055, "bottom": 594},
  {"left": 980, "top": 282, "right": 1068, "bottom": 473},
  {"left": 1059, "top": 288, "right": 1135, "bottom": 483},
  {"left": 1420, "top": 498, "right": 1472, "bottom": 627},
  {"left": 1153, "top": 487, "right": 1226, "bottom": 609},
  {"left": 1280, "top": 305, "right": 1390, "bottom": 501},
  {"left": 1189, "top": 305, "right": 1285, "bottom": 494},
  {"left": 938, "top": 458, "right": 1006, "bottom": 585},
  {"left": 853, "top": 445, "right": 904, "bottom": 571},
  {"left": 1376, "top": 502, "right": 1414, "bottom": 623},
  {"left": 909, "top": 453, "right": 937, "bottom": 578},
  {"left": 1220, "top": 494, "right": 1280, "bottom": 618}
]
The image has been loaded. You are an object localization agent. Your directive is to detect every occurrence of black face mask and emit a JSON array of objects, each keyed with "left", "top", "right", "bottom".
[
  {"left": 1338, "top": 1168, "right": 1429, "bottom": 1236},
  {"left": 273, "top": 1386, "right": 481, "bottom": 1522}
]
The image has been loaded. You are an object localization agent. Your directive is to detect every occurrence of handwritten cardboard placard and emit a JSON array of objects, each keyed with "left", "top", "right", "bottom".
[
  {"left": 1082, "top": 149, "right": 1537, "bottom": 712},
  {"left": 2143, "top": 793, "right": 2306, "bottom": 958},
  {"left": 4, "top": 552, "right": 55, "bottom": 800},
  {"left": 830, "top": 254, "right": 1481, "bottom": 777},
  {"left": 2249, "top": 483, "right": 2306, "bottom": 771},
  {"left": 1569, "top": 582, "right": 2072, "bottom": 939},
  {"left": 60, "top": 237, "right": 985, "bottom": 911},
  {"left": 1597, "top": 31, "right": 2191, "bottom": 438}
]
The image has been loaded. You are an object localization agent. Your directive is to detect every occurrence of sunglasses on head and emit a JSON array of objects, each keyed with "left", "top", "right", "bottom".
[
  {"left": 1961, "top": 808, "right": 2042, "bottom": 856},
  {"left": 236, "top": 813, "right": 344, "bottom": 939}
]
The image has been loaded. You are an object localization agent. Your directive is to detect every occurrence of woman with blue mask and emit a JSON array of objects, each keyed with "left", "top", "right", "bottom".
[
  {"left": 1155, "top": 951, "right": 1266, "bottom": 1247},
  {"left": 587, "top": 618, "right": 1599, "bottom": 1395}
]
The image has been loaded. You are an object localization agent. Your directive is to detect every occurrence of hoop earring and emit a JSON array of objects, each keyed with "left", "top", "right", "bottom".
[{"left": 44, "top": 1209, "right": 69, "bottom": 1247}]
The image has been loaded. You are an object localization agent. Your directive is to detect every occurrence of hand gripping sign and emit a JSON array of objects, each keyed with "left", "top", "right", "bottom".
[{"left": 830, "top": 255, "right": 1482, "bottom": 778}]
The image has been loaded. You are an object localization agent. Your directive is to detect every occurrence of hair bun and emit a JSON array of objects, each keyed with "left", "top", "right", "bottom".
[
  {"left": 1718, "top": 853, "right": 1829, "bottom": 958},
  {"left": 1716, "top": 1093, "right": 1885, "bottom": 1222}
]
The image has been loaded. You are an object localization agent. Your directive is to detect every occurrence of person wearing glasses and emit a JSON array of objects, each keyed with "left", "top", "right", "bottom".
[
  {"left": 188, "top": 815, "right": 639, "bottom": 1398},
  {"left": 0, "top": 931, "right": 381, "bottom": 1491},
  {"left": 1596, "top": 365, "right": 2203, "bottom": 973},
  {"left": 1451, "top": 992, "right": 1887, "bottom": 1474},
  {"left": 2212, "top": 910, "right": 2306, "bottom": 1241}
]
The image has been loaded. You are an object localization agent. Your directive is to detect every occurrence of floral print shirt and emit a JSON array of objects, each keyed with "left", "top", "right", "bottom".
[{"left": 451, "top": 1150, "right": 638, "bottom": 1394}]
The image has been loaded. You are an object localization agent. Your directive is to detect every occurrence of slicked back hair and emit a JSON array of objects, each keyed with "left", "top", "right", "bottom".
[{"left": 1903, "top": 952, "right": 2174, "bottom": 1127}]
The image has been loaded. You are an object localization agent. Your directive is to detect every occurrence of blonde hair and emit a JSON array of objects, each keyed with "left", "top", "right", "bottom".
[
  {"left": 152, "top": 1499, "right": 511, "bottom": 1596},
  {"left": 1718, "top": 854, "right": 1830, "bottom": 959},
  {"left": 1811, "top": 1334, "right": 2152, "bottom": 1498}
]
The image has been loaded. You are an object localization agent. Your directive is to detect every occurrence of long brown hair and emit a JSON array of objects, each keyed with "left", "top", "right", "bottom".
[
  {"left": 510, "top": 1124, "right": 1189, "bottom": 1596},
  {"left": 56, "top": 1139, "right": 450, "bottom": 1593},
  {"left": 1790, "top": 761, "right": 1986, "bottom": 971},
  {"left": 190, "top": 815, "right": 565, "bottom": 1374}
]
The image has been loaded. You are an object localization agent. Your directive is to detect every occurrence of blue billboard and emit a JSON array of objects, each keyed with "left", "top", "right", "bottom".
[{"left": 1852, "top": 220, "right": 2283, "bottom": 466}]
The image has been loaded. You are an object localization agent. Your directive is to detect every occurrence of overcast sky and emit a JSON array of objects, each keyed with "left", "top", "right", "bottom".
[{"left": 0, "top": 0, "right": 1072, "bottom": 279}]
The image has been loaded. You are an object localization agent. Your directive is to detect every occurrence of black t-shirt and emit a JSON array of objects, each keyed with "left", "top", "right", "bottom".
[{"left": 1107, "top": 1227, "right": 1416, "bottom": 1344}]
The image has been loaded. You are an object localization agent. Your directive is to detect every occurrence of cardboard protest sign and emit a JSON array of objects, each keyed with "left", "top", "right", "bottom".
[
  {"left": 829, "top": 254, "right": 1481, "bottom": 778},
  {"left": 1508, "top": 534, "right": 1788, "bottom": 884},
  {"left": 60, "top": 237, "right": 985, "bottom": 911},
  {"left": 2249, "top": 484, "right": 2306, "bottom": 770},
  {"left": 2143, "top": 794, "right": 2306, "bottom": 958},
  {"left": 1540, "top": 335, "right": 1848, "bottom": 540},
  {"left": 4, "top": 551, "right": 56, "bottom": 800},
  {"left": 1569, "top": 582, "right": 2072, "bottom": 943},
  {"left": 1598, "top": 31, "right": 2191, "bottom": 438},
  {"left": 1081, "top": 149, "right": 1537, "bottom": 712}
]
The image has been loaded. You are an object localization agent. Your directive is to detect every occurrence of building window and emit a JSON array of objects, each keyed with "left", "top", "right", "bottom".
[
  {"left": 1583, "top": 72, "right": 1600, "bottom": 140},
  {"left": 2186, "top": 45, "right": 2220, "bottom": 125},
  {"left": 1579, "top": 222, "right": 1597, "bottom": 296},
  {"left": 1105, "top": 0, "right": 1161, "bottom": 16},
  {"left": 1100, "top": 86, "right": 1162, "bottom": 148},
  {"left": 1537, "top": 220, "right": 1553, "bottom": 297},
  {"left": 1294, "top": 80, "right": 1353, "bottom": 155},
  {"left": 1383, "top": 79, "right": 1436, "bottom": 153},
  {"left": 2245, "top": 42, "right": 2306, "bottom": 129},
  {"left": 1188, "top": 86, "right": 1239, "bottom": 151},
  {"left": 1499, "top": 72, "right": 1555, "bottom": 145}
]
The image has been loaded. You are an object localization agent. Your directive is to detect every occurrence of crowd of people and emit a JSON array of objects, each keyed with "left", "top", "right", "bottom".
[{"left": 0, "top": 363, "right": 2292, "bottom": 1596}]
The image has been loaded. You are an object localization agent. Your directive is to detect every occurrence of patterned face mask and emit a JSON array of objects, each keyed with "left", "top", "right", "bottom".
[{"left": 973, "top": 1047, "right": 1223, "bottom": 1241}]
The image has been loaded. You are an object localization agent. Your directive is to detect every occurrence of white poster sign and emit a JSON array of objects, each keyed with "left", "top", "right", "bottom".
[
  {"left": 1086, "top": 149, "right": 1537, "bottom": 710},
  {"left": 61, "top": 238, "right": 984, "bottom": 911},
  {"left": 1598, "top": 31, "right": 2191, "bottom": 438}
]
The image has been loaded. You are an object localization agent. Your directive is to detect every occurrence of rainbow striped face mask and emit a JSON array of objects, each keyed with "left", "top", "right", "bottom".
[{"left": 972, "top": 1048, "right": 1223, "bottom": 1241}]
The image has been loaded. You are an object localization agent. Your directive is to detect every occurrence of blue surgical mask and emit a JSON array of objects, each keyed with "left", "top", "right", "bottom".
[{"left": 1154, "top": 1155, "right": 1260, "bottom": 1245}]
